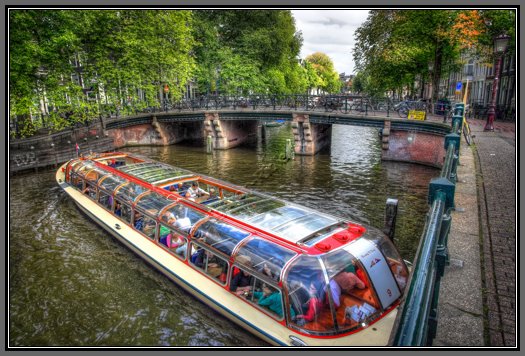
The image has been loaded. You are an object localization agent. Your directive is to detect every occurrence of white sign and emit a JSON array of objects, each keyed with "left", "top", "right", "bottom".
[{"left": 349, "top": 238, "right": 401, "bottom": 309}]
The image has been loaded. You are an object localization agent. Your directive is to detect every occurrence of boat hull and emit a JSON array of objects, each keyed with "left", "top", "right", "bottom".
[{"left": 56, "top": 163, "right": 399, "bottom": 347}]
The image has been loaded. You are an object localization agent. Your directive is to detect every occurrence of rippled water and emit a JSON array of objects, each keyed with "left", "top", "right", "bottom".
[{"left": 9, "top": 123, "right": 438, "bottom": 347}]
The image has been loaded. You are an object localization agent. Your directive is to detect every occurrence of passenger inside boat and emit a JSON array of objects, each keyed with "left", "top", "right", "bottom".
[{"left": 230, "top": 266, "right": 254, "bottom": 296}]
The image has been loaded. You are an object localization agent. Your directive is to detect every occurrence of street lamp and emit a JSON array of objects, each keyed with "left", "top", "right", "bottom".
[{"left": 484, "top": 34, "right": 510, "bottom": 131}]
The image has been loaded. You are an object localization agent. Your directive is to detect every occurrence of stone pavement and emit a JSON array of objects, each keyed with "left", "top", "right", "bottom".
[{"left": 428, "top": 115, "right": 517, "bottom": 347}]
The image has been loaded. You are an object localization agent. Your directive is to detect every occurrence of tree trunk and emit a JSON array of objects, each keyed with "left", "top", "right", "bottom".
[{"left": 431, "top": 43, "right": 443, "bottom": 114}]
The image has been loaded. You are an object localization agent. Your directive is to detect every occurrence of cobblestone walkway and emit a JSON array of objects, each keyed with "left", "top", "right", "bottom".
[{"left": 469, "top": 117, "right": 516, "bottom": 346}]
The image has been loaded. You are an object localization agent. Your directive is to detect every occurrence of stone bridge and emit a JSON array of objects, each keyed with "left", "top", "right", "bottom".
[{"left": 104, "top": 109, "right": 451, "bottom": 168}]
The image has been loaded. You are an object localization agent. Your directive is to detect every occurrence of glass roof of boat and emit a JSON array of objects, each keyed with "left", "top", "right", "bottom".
[
  {"left": 99, "top": 174, "right": 128, "bottom": 192},
  {"left": 114, "top": 181, "right": 148, "bottom": 203},
  {"left": 117, "top": 162, "right": 194, "bottom": 184},
  {"left": 210, "top": 193, "right": 341, "bottom": 243},
  {"left": 135, "top": 191, "right": 174, "bottom": 215}
]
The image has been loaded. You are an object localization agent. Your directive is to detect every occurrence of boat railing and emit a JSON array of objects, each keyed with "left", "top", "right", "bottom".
[{"left": 389, "top": 104, "right": 464, "bottom": 346}]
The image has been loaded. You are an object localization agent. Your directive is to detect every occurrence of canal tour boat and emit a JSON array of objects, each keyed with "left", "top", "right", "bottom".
[{"left": 56, "top": 151, "right": 409, "bottom": 347}]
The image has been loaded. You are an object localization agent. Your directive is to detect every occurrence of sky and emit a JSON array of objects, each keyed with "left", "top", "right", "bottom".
[{"left": 292, "top": 10, "right": 370, "bottom": 76}]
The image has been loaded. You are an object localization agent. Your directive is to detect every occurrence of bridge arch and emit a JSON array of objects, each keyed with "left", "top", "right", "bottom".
[{"left": 103, "top": 110, "right": 450, "bottom": 168}]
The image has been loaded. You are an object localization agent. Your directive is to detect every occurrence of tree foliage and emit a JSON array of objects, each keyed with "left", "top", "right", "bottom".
[
  {"left": 352, "top": 9, "right": 516, "bottom": 99},
  {"left": 305, "top": 52, "right": 342, "bottom": 93},
  {"left": 9, "top": 9, "right": 346, "bottom": 137},
  {"left": 9, "top": 9, "right": 196, "bottom": 136},
  {"left": 191, "top": 10, "right": 305, "bottom": 95}
]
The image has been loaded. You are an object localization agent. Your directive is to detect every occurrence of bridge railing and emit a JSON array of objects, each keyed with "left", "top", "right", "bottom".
[
  {"left": 12, "top": 94, "right": 413, "bottom": 139},
  {"left": 389, "top": 103, "right": 465, "bottom": 346}
]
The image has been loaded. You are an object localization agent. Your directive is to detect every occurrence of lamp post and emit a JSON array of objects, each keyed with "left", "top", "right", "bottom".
[{"left": 484, "top": 34, "right": 510, "bottom": 131}]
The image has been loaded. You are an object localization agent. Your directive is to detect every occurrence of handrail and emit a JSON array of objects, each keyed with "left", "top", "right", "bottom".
[{"left": 389, "top": 103, "right": 464, "bottom": 346}]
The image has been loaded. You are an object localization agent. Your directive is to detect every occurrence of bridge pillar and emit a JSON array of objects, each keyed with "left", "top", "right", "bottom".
[
  {"left": 291, "top": 113, "right": 332, "bottom": 155},
  {"left": 381, "top": 120, "right": 446, "bottom": 168},
  {"left": 203, "top": 113, "right": 258, "bottom": 150}
]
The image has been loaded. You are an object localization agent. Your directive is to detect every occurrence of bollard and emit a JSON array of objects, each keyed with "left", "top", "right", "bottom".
[
  {"left": 285, "top": 138, "right": 294, "bottom": 160},
  {"left": 206, "top": 135, "right": 213, "bottom": 154},
  {"left": 383, "top": 198, "right": 398, "bottom": 242}
]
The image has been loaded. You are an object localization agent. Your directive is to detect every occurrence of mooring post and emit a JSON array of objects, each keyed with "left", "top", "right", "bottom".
[
  {"left": 206, "top": 135, "right": 213, "bottom": 154},
  {"left": 285, "top": 138, "right": 294, "bottom": 160},
  {"left": 384, "top": 198, "right": 398, "bottom": 242}
]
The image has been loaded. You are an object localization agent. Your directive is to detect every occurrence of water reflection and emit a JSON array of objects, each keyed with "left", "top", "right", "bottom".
[{"left": 9, "top": 122, "right": 438, "bottom": 346}]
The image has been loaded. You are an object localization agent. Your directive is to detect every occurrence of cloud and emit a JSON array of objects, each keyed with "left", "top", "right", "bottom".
[{"left": 292, "top": 10, "right": 370, "bottom": 74}]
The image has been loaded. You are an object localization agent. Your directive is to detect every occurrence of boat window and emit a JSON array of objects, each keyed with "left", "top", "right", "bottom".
[
  {"left": 285, "top": 256, "right": 335, "bottom": 334},
  {"left": 118, "top": 162, "right": 194, "bottom": 184},
  {"left": 84, "top": 167, "right": 110, "bottom": 183},
  {"left": 321, "top": 249, "right": 380, "bottom": 331},
  {"left": 158, "top": 223, "right": 187, "bottom": 259},
  {"left": 73, "top": 160, "right": 96, "bottom": 175},
  {"left": 115, "top": 182, "right": 147, "bottom": 203},
  {"left": 244, "top": 278, "right": 286, "bottom": 320},
  {"left": 98, "top": 189, "right": 114, "bottom": 211},
  {"left": 234, "top": 238, "right": 297, "bottom": 282},
  {"left": 160, "top": 204, "right": 206, "bottom": 235},
  {"left": 115, "top": 200, "right": 132, "bottom": 223},
  {"left": 83, "top": 182, "right": 97, "bottom": 200},
  {"left": 135, "top": 192, "right": 173, "bottom": 217},
  {"left": 347, "top": 236, "right": 402, "bottom": 310},
  {"left": 133, "top": 209, "right": 156, "bottom": 239},
  {"left": 195, "top": 219, "right": 250, "bottom": 256},
  {"left": 71, "top": 173, "right": 84, "bottom": 191},
  {"left": 99, "top": 174, "right": 127, "bottom": 193},
  {"left": 210, "top": 193, "right": 284, "bottom": 220},
  {"left": 376, "top": 237, "right": 409, "bottom": 291},
  {"left": 189, "top": 243, "right": 229, "bottom": 285},
  {"left": 68, "top": 160, "right": 85, "bottom": 174},
  {"left": 202, "top": 185, "right": 220, "bottom": 205},
  {"left": 247, "top": 205, "right": 340, "bottom": 243}
]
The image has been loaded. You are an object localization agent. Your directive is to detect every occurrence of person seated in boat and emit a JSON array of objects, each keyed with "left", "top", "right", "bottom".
[
  {"left": 194, "top": 250, "right": 223, "bottom": 278},
  {"left": 173, "top": 215, "right": 191, "bottom": 232},
  {"left": 114, "top": 201, "right": 122, "bottom": 217},
  {"left": 230, "top": 268, "right": 254, "bottom": 297},
  {"left": 295, "top": 281, "right": 323, "bottom": 323},
  {"left": 133, "top": 211, "right": 144, "bottom": 230},
  {"left": 187, "top": 182, "right": 209, "bottom": 201},
  {"left": 175, "top": 241, "right": 188, "bottom": 258},
  {"left": 253, "top": 284, "right": 294, "bottom": 319},
  {"left": 333, "top": 268, "right": 365, "bottom": 298},
  {"left": 82, "top": 185, "right": 96, "bottom": 199},
  {"left": 202, "top": 187, "right": 219, "bottom": 204},
  {"left": 258, "top": 263, "right": 277, "bottom": 281}
]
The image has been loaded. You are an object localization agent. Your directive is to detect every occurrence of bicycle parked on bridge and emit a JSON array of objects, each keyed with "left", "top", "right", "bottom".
[{"left": 349, "top": 98, "right": 375, "bottom": 116}]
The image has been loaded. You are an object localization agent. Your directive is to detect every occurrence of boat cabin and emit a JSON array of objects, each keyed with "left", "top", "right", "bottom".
[{"left": 63, "top": 152, "right": 409, "bottom": 338}]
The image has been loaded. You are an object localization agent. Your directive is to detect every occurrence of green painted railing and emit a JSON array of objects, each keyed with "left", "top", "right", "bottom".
[{"left": 389, "top": 103, "right": 465, "bottom": 346}]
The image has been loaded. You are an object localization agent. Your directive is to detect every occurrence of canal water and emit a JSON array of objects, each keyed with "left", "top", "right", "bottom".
[{"left": 9, "top": 123, "right": 438, "bottom": 347}]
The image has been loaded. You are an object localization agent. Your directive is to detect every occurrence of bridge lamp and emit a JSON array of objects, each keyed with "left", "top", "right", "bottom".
[{"left": 484, "top": 34, "right": 510, "bottom": 131}]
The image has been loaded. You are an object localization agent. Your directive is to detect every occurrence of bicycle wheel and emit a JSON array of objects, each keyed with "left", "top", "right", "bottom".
[
  {"left": 462, "top": 122, "right": 472, "bottom": 146},
  {"left": 398, "top": 107, "right": 408, "bottom": 118},
  {"left": 365, "top": 104, "right": 375, "bottom": 116}
]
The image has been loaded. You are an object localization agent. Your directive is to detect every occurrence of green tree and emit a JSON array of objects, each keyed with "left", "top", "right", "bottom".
[
  {"left": 305, "top": 52, "right": 342, "bottom": 94},
  {"left": 191, "top": 10, "right": 304, "bottom": 95}
]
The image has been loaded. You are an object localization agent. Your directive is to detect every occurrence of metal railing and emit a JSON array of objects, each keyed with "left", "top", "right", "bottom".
[
  {"left": 11, "top": 94, "right": 416, "bottom": 139},
  {"left": 389, "top": 103, "right": 465, "bottom": 346}
]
